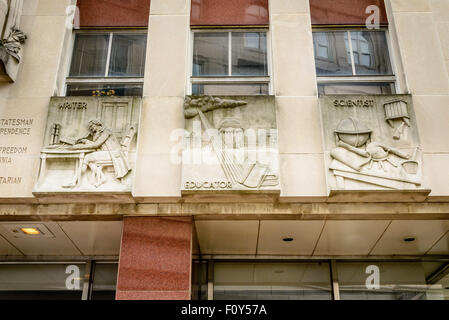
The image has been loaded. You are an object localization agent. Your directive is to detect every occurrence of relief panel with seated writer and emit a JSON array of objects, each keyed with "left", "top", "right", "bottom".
[{"left": 34, "top": 97, "right": 141, "bottom": 193}]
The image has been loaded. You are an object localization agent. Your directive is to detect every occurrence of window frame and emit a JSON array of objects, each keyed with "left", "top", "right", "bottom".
[
  {"left": 188, "top": 28, "right": 273, "bottom": 96},
  {"left": 64, "top": 29, "right": 148, "bottom": 96},
  {"left": 312, "top": 27, "right": 398, "bottom": 95}
]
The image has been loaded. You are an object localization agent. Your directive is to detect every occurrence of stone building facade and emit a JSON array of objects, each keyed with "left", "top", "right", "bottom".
[{"left": 0, "top": 0, "right": 448, "bottom": 300}]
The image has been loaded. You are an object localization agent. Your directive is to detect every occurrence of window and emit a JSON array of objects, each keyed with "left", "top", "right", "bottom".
[
  {"left": 191, "top": 31, "right": 270, "bottom": 95},
  {"left": 213, "top": 262, "right": 332, "bottom": 300},
  {"left": 313, "top": 30, "right": 395, "bottom": 95},
  {"left": 337, "top": 261, "right": 449, "bottom": 300},
  {"left": 0, "top": 261, "right": 118, "bottom": 300},
  {"left": 66, "top": 32, "right": 147, "bottom": 96}
]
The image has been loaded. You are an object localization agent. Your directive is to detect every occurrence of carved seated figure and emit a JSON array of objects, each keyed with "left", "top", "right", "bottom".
[{"left": 64, "top": 119, "right": 133, "bottom": 188}]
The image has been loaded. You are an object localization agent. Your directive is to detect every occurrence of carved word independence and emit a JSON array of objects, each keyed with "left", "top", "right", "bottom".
[
  {"left": 333, "top": 99, "right": 375, "bottom": 107},
  {"left": 0, "top": 118, "right": 33, "bottom": 135}
]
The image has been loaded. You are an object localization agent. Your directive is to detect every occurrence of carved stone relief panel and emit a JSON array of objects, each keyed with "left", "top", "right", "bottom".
[
  {"left": 34, "top": 97, "right": 141, "bottom": 193},
  {"left": 0, "top": 0, "right": 26, "bottom": 82},
  {"left": 319, "top": 95, "right": 425, "bottom": 193},
  {"left": 181, "top": 96, "right": 280, "bottom": 192}
]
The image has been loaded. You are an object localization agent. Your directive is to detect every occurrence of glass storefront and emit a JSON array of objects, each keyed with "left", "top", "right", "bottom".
[
  {"left": 213, "top": 262, "right": 332, "bottom": 300},
  {"left": 337, "top": 261, "right": 449, "bottom": 300},
  {"left": 192, "top": 260, "right": 449, "bottom": 300},
  {"left": 0, "top": 262, "right": 118, "bottom": 300},
  {"left": 0, "top": 259, "right": 448, "bottom": 300}
]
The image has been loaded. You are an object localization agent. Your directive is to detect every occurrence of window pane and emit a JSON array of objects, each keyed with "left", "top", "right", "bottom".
[
  {"left": 232, "top": 32, "right": 268, "bottom": 76},
  {"left": 192, "top": 83, "right": 269, "bottom": 95},
  {"left": 318, "top": 82, "right": 394, "bottom": 95},
  {"left": 66, "top": 83, "right": 143, "bottom": 96},
  {"left": 0, "top": 264, "right": 85, "bottom": 300},
  {"left": 91, "top": 263, "right": 118, "bottom": 300},
  {"left": 351, "top": 31, "right": 392, "bottom": 75},
  {"left": 214, "top": 262, "right": 332, "bottom": 300},
  {"left": 70, "top": 34, "right": 109, "bottom": 77},
  {"left": 193, "top": 33, "right": 229, "bottom": 76},
  {"left": 109, "top": 34, "right": 147, "bottom": 77},
  {"left": 313, "top": 32, "right": 353, "bottom": 76},
  {"left": 338, "top": 262, "right": 449, "bottom": 300}
]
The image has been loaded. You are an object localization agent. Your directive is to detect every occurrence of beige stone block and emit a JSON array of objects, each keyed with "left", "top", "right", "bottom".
[
  {"left": 137, "top": 97, "right": 184, "bottom": 155},
  {"left": 0, "top": 97, "right": 50, "bottom": 198},
  {"left": 22, "top": 0, "right": 39, "bottom": 16},
  {"left": 133, "top": 153, "right": 181, "bottom": 198},
  {"left": 271, "top": 14, "right": 317, "bottom": 97},
  {"left": 270, "top": 0, "right": 310, "bottom": 14},
  {"left": 435, "top": 22, "right": 449, "bottom": 60},
  {"left": 431, "top": 0, "right": 449, "bottom": 22},
  {"left": 413, "top": 95, "right": 449, "bottom": 153},
  {"left": 4, "top": 15, "right": 67, "bottom": 98},
  {"left": 144, "top": 15, "right": 188, "bottom": 97},
  {"left": 422, "top": 153, "right": 449, "bottom": 197},
  {"left": 279, "top": 153, "right": 327, "bottom": 198},
  {"left": 37, "top": 0, "right": 72, "bottom": 16},
  {"left": 391, "top": 0, "right": 431, "bottom": 12},
  {"left": 277, "top": 97, "right": 323, "bottom": 154},
  {"left": 150, "top": 0, "right": 188, "bottom": 15},
  {"left": 393, "top": 12, "right": 449, "bottom": 95}
]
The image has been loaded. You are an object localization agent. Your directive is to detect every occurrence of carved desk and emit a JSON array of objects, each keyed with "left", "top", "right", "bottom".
[{"left": 37, "top": 148, "right": 95, "bottom": 188}]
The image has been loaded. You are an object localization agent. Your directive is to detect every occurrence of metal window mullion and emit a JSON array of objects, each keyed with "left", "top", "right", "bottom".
[
  {"left": 81, "top": 260, "right": 94, "bottom": 300},
  {"left": 347, "top": 31, "right": 356, "bottom": 76},
  {"left": 207, "top": 260, "right": 214, "bottom": 300},
  {"left": 228, "top": 32, "right": 232, "bottom": 76},
  {"left": 105, "top": 33, "right": 114, "bottom": 77},
  {"left": 330, "top": 260, "right": 341, "bottom": 300}
]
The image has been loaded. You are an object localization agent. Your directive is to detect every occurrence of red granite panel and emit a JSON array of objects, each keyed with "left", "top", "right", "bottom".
[
  {"left": 78, "top": 0, "right": 151, "bottom": 27},
  {"left": 310, "top": 0, "right": 388, "bottom": 25},
  {"left": 116, "top": 290, "right": 190, "bottom": 300},
  {"left": 116, "top": 217, "right": 192, "bottom": 300},
  {"left": 191, "top": 0, "right": 269, "bottom": 26}
]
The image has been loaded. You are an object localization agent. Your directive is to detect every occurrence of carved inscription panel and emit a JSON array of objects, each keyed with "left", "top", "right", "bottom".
[
  {"left": 319, "top": 95, "right": 424, "bottom": 192},
  {"left": 181, "top": 96, "right": 280, "bottom": 192},
  {"left": 34, "top": 97, "right": 141, "bottom": 193}
]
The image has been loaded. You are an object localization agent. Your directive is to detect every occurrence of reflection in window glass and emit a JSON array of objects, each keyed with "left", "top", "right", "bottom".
[
  {"left": 66, "top": 83, "right": 143, "bottom": 96},
  {"left": 313, "top": 31, "right": 353, "bottom": 76},
  {"left": 232, "top": 33, "right": 268, "bottom": 76},
  {"left": 351, "top": 31, "right": 392, "bottom": 75},
  {"left": 318, "top": 82, "right": 394, "bottom": 95},
  {"left": 193, "top": 33, "right": 229, "bottom": 76},
  {"left": 70, "top": 34, "right": 109, "bottom": 77},
  {"left": 0, "top": 264, "right": 85, "bottom": 300},
  {"left": 214, "top": 262, "right": 332, "bottom": 300},
  {"left": 108, "top": 34, "right": 147, "bottom": 77},
  {"left": 91, "top": 263, "right": 118, "bottom": 300},
  {"left": 337, "top": 262, "right": 449, "bottom": 300},
  {"left": 192, "top": 83, "right": 269, "bottom": 96},
  {"left": 191, "top": 260, "right": 208, "bottom": 300}
]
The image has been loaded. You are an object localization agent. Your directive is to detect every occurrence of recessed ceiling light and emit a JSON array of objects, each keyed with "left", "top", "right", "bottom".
[
  {"left": 20, "top": 227, "right": 42, "bottom": 235},
  {"left": 282, "top": 237, "right": 294, "bottom": 242},
  {"left": 403, "top": 237, "right": 416, "bottom": 242}
]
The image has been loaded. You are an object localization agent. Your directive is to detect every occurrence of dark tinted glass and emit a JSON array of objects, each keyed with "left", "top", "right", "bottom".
[
  {"left": 193, "top": 33, "right": 229, "bottom": 76},
  {"left": 109, "top": 34, "right": 147, "bottom": 77},
  {"left": 66, "top": 83, "right": 143, "bottom": 96},
  {"left": 313, "top": 31, "right": 353, "bottom": 76},
  {"left": 192, "top": 83, "right": 269, "bottom": 95},
  {"left": 70, "top": 34, "right": 109, "bottom": 77},
  {"left": 232, "top": 32, "right": 268, "bottom": 76},
  {"left": 351, "top": 31, "right": 392, "bottom": 75}
]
